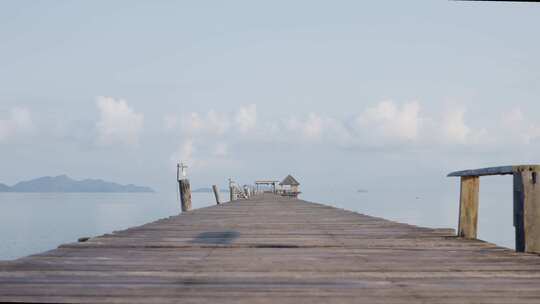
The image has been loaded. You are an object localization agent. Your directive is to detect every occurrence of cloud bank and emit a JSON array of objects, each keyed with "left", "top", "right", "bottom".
[
  {"left": 163, "top": 99, "right": 540, "bottom": 169},
  {"left": 0, "top": 107, "right": 34, "bottom": 142},
  {"left": 96, "top": 96, "right": 144, "bottom": 146},
  {"left": 165, "top": 100, "right": 483, "bottom": 168}
]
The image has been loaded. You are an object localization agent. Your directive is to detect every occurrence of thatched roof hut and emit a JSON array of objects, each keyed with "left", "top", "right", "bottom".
[{"left": 279, "top": 175, "right": 300, "bottom": 186}]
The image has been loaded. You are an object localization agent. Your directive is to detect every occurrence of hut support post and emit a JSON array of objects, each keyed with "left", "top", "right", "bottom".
[{"left": 458, "top": 176, "right": 479, "bottom": 239}]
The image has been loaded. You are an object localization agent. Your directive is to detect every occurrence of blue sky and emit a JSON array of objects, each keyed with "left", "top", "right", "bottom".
[{"left": 1, "top": 1, "right": 540, "bottom": 194}]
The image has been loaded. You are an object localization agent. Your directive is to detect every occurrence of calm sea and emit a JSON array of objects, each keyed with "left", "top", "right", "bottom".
[{"left": 0, "top": 180, "right": 516, "bottom": 260}]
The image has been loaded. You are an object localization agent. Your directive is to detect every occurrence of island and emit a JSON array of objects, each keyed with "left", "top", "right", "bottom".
[{"left": 0, "top": 175, "right": 154, "bottom": 193}]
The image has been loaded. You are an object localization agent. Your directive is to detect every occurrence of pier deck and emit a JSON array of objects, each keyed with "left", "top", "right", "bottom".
[{"left": 2, "top": 194, "right": 540, "bottom": 303}]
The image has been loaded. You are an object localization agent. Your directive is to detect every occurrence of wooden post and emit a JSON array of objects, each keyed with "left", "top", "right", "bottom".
[
  {"left": 179, "top": 179, "right": 192, "bottom": 212},
  {"left": 458, "top": 176, "right": 479, "bottom": 239},
  {"left": 228, "top": 178, "right": 234, "bottom": 202},
  {"left": 212, "top": 185, "right": 220, "bottom": 205},
  {"left": 515, "top": 168, "right": 540, "bottom": 253},
  {"left": 514, "top": 172, "right": 525, "bottom": 252}
]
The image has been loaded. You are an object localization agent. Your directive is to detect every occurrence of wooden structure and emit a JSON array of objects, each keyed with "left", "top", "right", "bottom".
[
  {"left": 3, "top": 193, "right": 540, "bottom": 303},
  {"left": 255, "top": 179, "right": 279, "bottom": 193},
  {"left": 448, "top": 165, "right": 540, "bottom": 253},
  {"left": 228, "top": 178, "right": 235, "bottom": 201},
  {"left": 212, "top": 184, "right": 220, "bottom": 205},
  {"left": 177, "top": 163, "right": 191, "bottom": 212},
  {"left": 228, "top": 179, "right": 248, "bottom": 201},
  {"left": 279, "top": 174, "right": 301, "bottom": 197}
]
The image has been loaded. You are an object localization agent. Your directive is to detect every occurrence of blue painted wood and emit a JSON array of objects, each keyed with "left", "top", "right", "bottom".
[{"left": 448, "top": 166, "right": 514, "bottom": 177}]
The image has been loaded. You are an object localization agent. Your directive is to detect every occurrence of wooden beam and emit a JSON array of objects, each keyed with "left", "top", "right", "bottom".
[
  {"left": 458, "top": 176, "right": 480, "bottom": 239},
  {"left": 448, "top": 165, "right": 540, "bottom": 177},
  {"left": 448, "top": 166, "right": 514, "bottom": 177}
]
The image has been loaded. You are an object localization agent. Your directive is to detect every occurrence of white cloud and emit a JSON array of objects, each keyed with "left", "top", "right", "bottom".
[
  {"left": 176, "top": 139, "right": 195, "bottom": 162},
  {"left": 181, "top": 110, "right": 230, "bottom": 135},
  {"left": 525, "top": 126, "right": 540, "bottom": 144},
  {"left": 302, "top": 113, "right": 324, "bottom": 139},
  {"left": 286, "top": 114, "right": 323, "bottom": 139},
  {"left": 166, "top": 101, "right": 540, "bottom": 169},
  {"left": 170, "top": 139, "right": 206, "bottom": 171},
  {"left": 501, "top": 107, "right": 540, "bottom": 145},
  {"left": 235, "top": 104, "right": 257, "bottom": 133},
  {"left": 502, "top": 108, "right": 524, "bottom": 126},
  {"left": 355, "top": 101, "right": 420, "bottom": 141},
  {"left": 282, "top": 113, "right": 353, "bottom": 147},
  {"left": 0, "top": 107, "right": 34, "bottom": 141},
  {"left": 96, "top": 96, "right": 144, "bottom": 146},
  {"left": 167, "top": 104, "right": 257, "bottom": 136},
  {"left": 442, "top": 106, "right": 471, "bottom": 144},
  {"left": 170, "top": 139, "right": 236, "bottom": 170}
]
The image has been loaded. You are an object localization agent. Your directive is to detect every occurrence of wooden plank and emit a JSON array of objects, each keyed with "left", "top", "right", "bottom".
[
  {"left": 2, "top": 193, "right": 540, "bottom": 303},
  {"left": 448, "top": 166, "right": 514, "bottom": 177},
  {"left": 448, "top": 165, "right": 540, "bottom": 177},
  {"left": 458, "top": 176, "right": 479, "bottom": 239}
]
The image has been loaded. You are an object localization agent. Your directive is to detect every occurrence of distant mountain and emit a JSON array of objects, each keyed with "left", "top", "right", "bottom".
[
  {"left": 0, "top": 175, "right": 154, "bottom": 193},
  {"left": 0, "top": 183, "right": 10, "bottom": 192},
  {"left": 193, "top": 187, "right": 229, "bottom": 193}
]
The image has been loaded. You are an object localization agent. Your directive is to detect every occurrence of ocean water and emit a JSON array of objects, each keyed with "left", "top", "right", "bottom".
[
  {"left": 0, "top": 192, "right": 219, "bottom": 260},
  {"left": 0, "top": 179, "right": 517, "bottom": 260},
  {"left": 302, "top": 175, "right": 515, "bottom": 251}
]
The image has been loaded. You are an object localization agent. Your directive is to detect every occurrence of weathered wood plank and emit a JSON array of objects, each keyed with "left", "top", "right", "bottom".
[
  {"left": 448, "top": 165, "right": 540, "bottom": 177},
  {"left": 2, "top": 193, "right": 540, "bottom": 303},
  {"left": 458, "top": 176, "right": 479, "bottom": 238},
  {"left": 448, "top": 165, "right": 514, "bottom": 177}
]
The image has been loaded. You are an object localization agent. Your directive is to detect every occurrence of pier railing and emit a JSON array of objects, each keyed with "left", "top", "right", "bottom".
[{"left": 448, "top": 165, "right": 540, "bottom": 253}]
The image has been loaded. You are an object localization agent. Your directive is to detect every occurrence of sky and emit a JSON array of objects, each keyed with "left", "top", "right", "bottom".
[{"left": 1, "top": 1, "right": 540, "bottom": 196}]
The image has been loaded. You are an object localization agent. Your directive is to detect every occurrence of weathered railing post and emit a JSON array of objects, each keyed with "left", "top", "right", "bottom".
[
  {"left": 514, "top": 167, "right": 540, "bottom": 253},
  {"left": 448, "top": 165, "right": 540, "bottom": 253},
  {"left": 212, "top": 184, "right": 220, "bottom": 205},
  {"left": 514, "top": 171, "right": 525, "bottom": 252},
  {"left": 179, "top": 179, "right": 192, "bottom": 212},
  {"left": 458, "top": 176, "right": 479, "bottom": 239},
  {"left": 229, "top": 178, "right": 235, "bottom": 202},
  {"left": 177, "top": 163, "right": 192, "bottom": 212}
]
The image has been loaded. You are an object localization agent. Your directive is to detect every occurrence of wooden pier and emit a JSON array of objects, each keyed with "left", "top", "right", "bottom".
[{"left": 2, "top": 193, "right": 540, "bottom": 303}]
